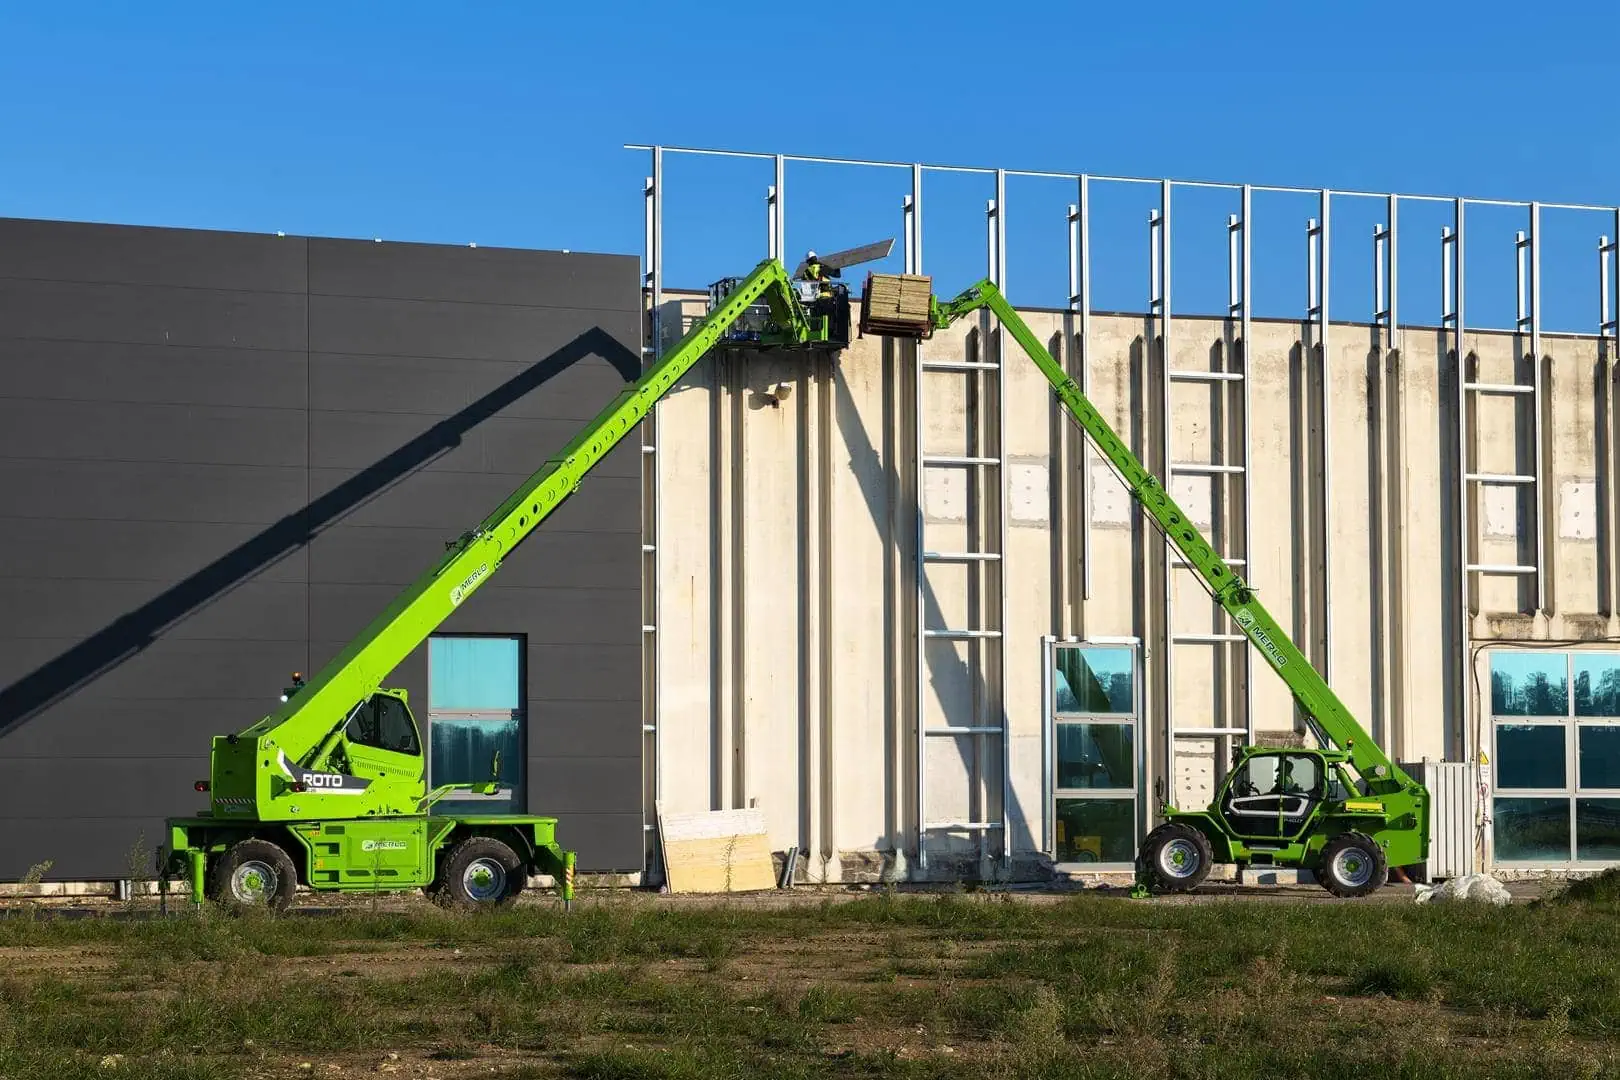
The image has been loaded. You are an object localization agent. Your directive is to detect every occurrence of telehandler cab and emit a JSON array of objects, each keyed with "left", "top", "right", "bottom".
[{"left": 857, "top": 271, "right": 1429, "bottom": 897}]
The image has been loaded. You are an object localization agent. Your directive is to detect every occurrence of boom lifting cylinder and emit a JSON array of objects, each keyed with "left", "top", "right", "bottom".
[{"left": 858, "top": 272, "right": 1429, "bottom": 897}]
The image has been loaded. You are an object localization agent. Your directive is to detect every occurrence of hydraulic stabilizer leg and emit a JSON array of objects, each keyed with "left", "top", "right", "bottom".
[{"left": 187, "top": 849, "right": 206, "bottom": 910}]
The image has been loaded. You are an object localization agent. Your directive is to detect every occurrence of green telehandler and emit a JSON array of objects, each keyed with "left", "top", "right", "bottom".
[
  {"left": 858, "top": 272, "right": 1429, "bottom": 897},
  {"left": 159, "top": 257, "right": 849, "bottom": 913}
]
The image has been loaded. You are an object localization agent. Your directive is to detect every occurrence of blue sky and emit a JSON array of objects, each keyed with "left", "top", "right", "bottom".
[{"left": 3, "top": 2, "right": 1618, "bottom": 329}]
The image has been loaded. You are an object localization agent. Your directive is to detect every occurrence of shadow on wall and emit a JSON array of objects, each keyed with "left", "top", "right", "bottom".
[
  {"left": 0, "top": 327, "right": 641, "bottom": 743},
  {"left": 830, "top": 335, "right": 1031, "bottom": 861}
]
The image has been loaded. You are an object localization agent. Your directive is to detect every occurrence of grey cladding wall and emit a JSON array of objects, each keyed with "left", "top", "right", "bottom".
[{"left": 0, "top": 217, "right": 645, "bottom": 879}]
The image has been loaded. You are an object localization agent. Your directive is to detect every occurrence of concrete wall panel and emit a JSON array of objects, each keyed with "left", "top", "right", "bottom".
[{"left": 651, "top": 269, "right": 1619, "bottom": 881}]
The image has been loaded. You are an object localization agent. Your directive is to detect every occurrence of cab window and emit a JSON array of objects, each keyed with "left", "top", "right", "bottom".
[
  {"left": 346, "top": 694, "right": 421, "bottom": 756},
  {"left": 1232, "top": 753, "right": 1321, "bottom": 798}
]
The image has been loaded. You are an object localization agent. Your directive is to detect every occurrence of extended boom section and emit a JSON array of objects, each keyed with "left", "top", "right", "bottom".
[{"left": 860, "top": 272, "right": 1428, "bottom": 896}]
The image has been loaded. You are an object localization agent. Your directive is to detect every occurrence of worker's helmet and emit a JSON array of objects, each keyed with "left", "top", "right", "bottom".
[{"left": 806, "top": 250, "right": 817, "bottom": 261}]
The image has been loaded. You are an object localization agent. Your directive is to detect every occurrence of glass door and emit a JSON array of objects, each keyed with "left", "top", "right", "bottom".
[{"left": 1050, "top": 640, "right": 1142, "bottom": 869}]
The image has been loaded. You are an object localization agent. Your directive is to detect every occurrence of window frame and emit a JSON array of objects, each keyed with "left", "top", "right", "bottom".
[
  {"left": 426, "top": 633, "right": 526, "bottom": 814},
  {"left": 1047, "top": 638, "right": 1143, "bottom": 872},
  {"left": 1486, "top": 647, "right": 1620, "bottom": 869}
]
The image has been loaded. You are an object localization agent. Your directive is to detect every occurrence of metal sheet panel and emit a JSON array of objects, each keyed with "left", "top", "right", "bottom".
[
  {"left": 1401, "top": 760, "right": 1476, "bottom": 880},
  {"left": 0, "top": 217, "right": 644, "bottom": 882}
]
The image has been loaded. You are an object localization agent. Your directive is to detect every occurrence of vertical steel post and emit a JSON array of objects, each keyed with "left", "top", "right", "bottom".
[
  {"left": 641, "top": 150, "right": 664, "bottom": 860},
  {"left": 1446, "top": 199, "right": 1469, "bottom": 760},
  {"left": 1306, "top": 191, "right": 1334, "bottom": 686},
  {"left": 766, "top": 185, "right": 779, "bottom": 261},
  {"left": 1321, "top": 190, "right": 1334, "bottom": 687},
  {"left": 1389, "top": 195, "right": 1400, "bottom": 354},
  {"left": 1150, "top": 182, "right": 1175, "bottom": 801},
  {"left": 1374, "top": 223, "right": 1388, "bottom": 334},
  {"left": 903, "top": 196, "right": 916, "bottom": 274},
  {"left": 1239, "top": 184, "right": 1253, "bottom": 746},
  {"left": 1226, "top": 209, "right": 1243, "bottom": 741},
  {"left": 1605, "top": 223, "right": 1620, "bottom": 619},
  {"left": 913, "top": 355, "right": 925, "bottom": 873},
  {"left": 911, "top": 166, "right": 926, "bottom": 871},
  {"left": 1602, "top": 233, "right": 1615, "bottom": 343},
  {"left": 994, "top": 167, "right": 1009, "bottom": 863},
  {"left": 1530, "top": 202, "right": 1545, "bottom": 612},
  {"left": 909, "top": 164, "right": 923, "bottom": 274},
  {"left": 772, "top": 154, "right": 785, "bottom": 263},
  {"left": 1071, "top": 175, "right": 1093, "bottom": 603},
  {"left": 981, "top": 194, "right": 995, "bottom": 870}
]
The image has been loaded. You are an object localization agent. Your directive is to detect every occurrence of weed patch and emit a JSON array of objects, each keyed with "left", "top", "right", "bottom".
[{"left": 3, "top": 892, "right": 1618, "bottom": 1078}]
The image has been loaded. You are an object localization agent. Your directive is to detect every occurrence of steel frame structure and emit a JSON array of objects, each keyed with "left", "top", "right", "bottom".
[{"left": 627, "top": 141, "right": 1620, "bottom": 874}]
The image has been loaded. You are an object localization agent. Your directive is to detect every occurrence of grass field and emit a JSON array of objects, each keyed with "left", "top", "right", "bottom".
[{"left": 2, "top": 878, "right": 1618, "bottom": 1080}]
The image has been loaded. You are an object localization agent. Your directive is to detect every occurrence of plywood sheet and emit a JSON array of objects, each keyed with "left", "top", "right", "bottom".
[{"left": 656, "top": 804, "right": 777, "bottom": 894}]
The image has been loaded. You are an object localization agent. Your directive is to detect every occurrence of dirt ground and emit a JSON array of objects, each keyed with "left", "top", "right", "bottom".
[{"left": 0, "top": 877, "right": 1591, "bottom": 1080}]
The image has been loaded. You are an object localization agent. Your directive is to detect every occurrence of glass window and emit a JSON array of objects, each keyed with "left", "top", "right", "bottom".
[
  {"left": 1226, "top": 754, "right": 1322, "bottom": 799},
  {"left": 345, "top": 694, "right": 421, "bottom": 756},
  {"left": 428, "top": 634, "right": 524, "bottom": 814},
  {"left": 1055, "top": 798, "right": 1136, "bottom": 864},
  {"left": 1056, "top": 723, "right": 1133, "bottom": 790},
  {"left": 430, "top": 717, "right": 522, "bottom": 814},
  {"left": 1580, "top": 726, "right": 1620, "bottom": 789},
  {"left": 1493, "top": 797, "right": 1570, "bottom": 862},
  {"left": 1488, "top": 650, "right": 1620, "bottom": 865},
  {"left": 1489, "top": 651, "right": 1569, "bottom": 717},
  {"left": 1279, "top": 755, "right": 1320, "bottom": 795},
  {"left": 375, "top": 695, "right": 420, "bottom": 755},
  {"left": 1496, "top": 725, "right": 1565, "bottom": 789},
  {"left": 1576, "top": 655, "right": 1620, "bottom": 717},
  {"left": 1577, "top": 799, "right": 1620, "bottom": 861},
  {"left": 1054, "top": 647, "right": 1133, "bottom": 715},
  {"left": 429, "top": 636, "right": 521, "bottom": 711}
]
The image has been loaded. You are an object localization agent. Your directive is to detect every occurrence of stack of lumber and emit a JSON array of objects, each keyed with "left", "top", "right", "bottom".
[{"left": 860, "top": 273, "right": 934, "bottom": 337}]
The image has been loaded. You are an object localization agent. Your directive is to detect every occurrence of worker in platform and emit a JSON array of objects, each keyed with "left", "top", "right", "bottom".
[
  {"left": 802, "top": 250, "right": 833, "bottom": 299},
  {"left": 799, "top": 250, "right": 849, "bottom": 345}
]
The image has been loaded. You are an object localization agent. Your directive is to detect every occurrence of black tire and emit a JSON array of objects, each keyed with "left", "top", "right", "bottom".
[
  {"left": 208, "top": 838, "right": 298, "bottom": 913},
  {"left": 1137, "top": 822, "right": 1213, "bottom": 893},
  {"left": 1317, "top": 832, "right": 1388, "bottom": 898},
  {"left": 431, "top": 836, "right": 525, "bottom": 911}
]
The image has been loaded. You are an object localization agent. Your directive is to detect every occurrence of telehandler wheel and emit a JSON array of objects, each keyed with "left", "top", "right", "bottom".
[
  {"left": 1137, "top": 822, "right": 1212, "bottom": 893},
  {"left": 432, "top": 836, "right": 525, "bottom": 911},
  {"left": 1317, "top": 832, "right": 1388, "bottom": 898},
  {"left": 209, "top": 838, "right": 298, "bottom": 913}
]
